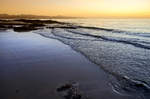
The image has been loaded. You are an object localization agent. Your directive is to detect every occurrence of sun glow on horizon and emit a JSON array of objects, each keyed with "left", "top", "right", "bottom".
[{"left": 0, "top": 0, "right": 150, "bottom": 18}]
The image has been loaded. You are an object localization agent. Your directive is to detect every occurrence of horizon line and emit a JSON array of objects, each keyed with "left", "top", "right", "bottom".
[{"left": 0, "top": 13, "right": 150, "bottom": 19}]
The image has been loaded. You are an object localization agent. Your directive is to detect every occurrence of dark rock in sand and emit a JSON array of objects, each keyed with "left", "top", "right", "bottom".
[
  {"left": 15, "top": 89, "right": 20, "bottom": 94},
  {"left": 15, "top": 19, "right": 66, "bottom": 24},
  {"left": 0, "top": 19, "right": 75, "bottom": 32},
  {"left": 0, "top": 25, "right": 6, "bottom": 28},
  {"left": 0, "top": 24, "right": 13, "bottom": 30},
  {"left": 29, "top": 23, "right": 45, "bottom": 27},
  {"left": 57, "top": 82, "right": 85, "bottom": 99},
  {"left": 57, "top": 83, "right": 72, "bottom": 92},
  {"left": 47, "top": 26, "right": 77, "bottom": 29},
  {"left": 13, "top": 25, "right": 37, "bottom": 32},
  {"left": 13, "top": 23, "right": 45, "bottom": 32}
]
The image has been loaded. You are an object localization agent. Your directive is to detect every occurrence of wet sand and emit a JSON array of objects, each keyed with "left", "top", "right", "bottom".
[{"left": 0, "top": 30, "right": 133, "bottom": 99}]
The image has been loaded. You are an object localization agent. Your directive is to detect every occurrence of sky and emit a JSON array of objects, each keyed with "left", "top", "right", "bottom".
[{"left": 0, "top": 0, "right": 150, "bottom": 18}]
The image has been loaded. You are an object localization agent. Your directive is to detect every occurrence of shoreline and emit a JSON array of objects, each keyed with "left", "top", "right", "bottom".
[
  {"left": 0, "top": 30, "right": 133, "bottom": 99},
  {"left": 1, "top": 19, "right": 150, "bottom": 99}
]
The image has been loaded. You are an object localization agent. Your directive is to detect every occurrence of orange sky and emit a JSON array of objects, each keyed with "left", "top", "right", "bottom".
[{"left": 0, "top": 0, "right": 150, "bottom": 18}]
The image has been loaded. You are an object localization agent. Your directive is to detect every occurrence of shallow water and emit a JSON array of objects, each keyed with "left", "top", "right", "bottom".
[
  {"left": 0, "top": 30, "right": 134, "bottom": 99},
  {"left": 35, "top": 18, "right": 150, "bottom": 98},
  {"left": 55, "top": 19, "right": 150, "bottom": 33}
]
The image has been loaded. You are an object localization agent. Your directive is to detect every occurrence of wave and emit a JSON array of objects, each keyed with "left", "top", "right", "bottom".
[
  {"left": 66, "top": 29, "right": 150, "bottom": 50},
  {"left": 78, "top": 26, "right": 150, "bottom": 38},
  {"left": 34, "top": 27, "right": 150, "bottom": 98}
]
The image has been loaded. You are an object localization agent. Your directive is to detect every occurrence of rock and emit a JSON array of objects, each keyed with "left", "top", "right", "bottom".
[
  {"left": 13, "top": 25, "right": 37, "bottom": 32},
  {"left": 56, "top": 82, "right": 84, "bottom": 99},
  {"left": 15, "top": 89, "right": 20, "bottom": 93},
  {"left": 57, "top": 83, "right": 72, "bottom": 92}
]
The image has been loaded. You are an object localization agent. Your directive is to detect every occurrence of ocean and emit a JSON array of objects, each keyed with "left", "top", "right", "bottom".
[{"left": 37, "top": 18, "right": 150, "bottom": 98}]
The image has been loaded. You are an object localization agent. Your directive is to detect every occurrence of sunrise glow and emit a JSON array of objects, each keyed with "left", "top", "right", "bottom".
[{"left": 0, "top": 0, "right": 150, "bottom": 18}]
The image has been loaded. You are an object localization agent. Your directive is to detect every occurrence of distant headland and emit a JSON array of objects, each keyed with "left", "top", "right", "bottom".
[{"left": 0, "top": 14, "right": 80, "bottom": 19}]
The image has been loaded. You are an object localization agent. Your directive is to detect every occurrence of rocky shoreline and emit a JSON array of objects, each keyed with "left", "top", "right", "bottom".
[{"left": 0, "top": 19, "right": 74, "bottom": 32}]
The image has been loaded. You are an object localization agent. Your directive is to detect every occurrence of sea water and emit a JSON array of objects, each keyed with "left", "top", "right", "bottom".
[{"left": 37, "top": 19, "right": 150, "bottom": 98}]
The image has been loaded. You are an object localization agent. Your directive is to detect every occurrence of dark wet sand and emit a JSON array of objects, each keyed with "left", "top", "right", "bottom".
[{"left": 0, "top": 30, "right": 133, "bottom": 99}]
